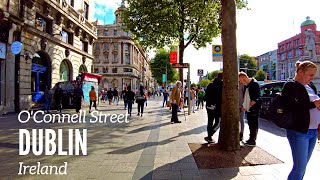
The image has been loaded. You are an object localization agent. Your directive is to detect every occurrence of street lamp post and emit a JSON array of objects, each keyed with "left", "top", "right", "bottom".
[{"left": 244, "top": 62, "right": 248, "bottom": 74}]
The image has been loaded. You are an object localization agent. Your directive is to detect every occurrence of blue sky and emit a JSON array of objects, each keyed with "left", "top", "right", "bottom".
[{"left": 93, "top": 0, "right": 122, "bottom": 25}]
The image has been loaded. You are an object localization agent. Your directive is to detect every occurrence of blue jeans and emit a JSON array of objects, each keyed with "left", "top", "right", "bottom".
[
  {"left": 163, "top": 98, "right": 168, "bottom": 107},
  {"left": 287, "top": 129, "right": 318, "bottom": 180},
  {"left": 45, "top": 99, "right": 52, "bottom": 112},
  {"left": 127, "top": 101, "right": 133, "bottom": 115}
]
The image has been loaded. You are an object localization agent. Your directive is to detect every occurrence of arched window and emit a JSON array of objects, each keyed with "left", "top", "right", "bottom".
[
  {"left": 60, "top": 60, "right": 70, "bottom": 81},
  {"left": 79, "top": 65, "right": 87, "bottom": 74}
]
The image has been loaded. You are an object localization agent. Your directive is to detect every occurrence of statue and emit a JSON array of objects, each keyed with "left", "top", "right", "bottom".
[{"left": 305, "top": 29, "right": 318, "bottom": 62}]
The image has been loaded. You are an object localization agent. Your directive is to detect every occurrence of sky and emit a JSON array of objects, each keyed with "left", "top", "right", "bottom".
[{"left": 93, "top": 0, "right": 320, "bottom": 83}]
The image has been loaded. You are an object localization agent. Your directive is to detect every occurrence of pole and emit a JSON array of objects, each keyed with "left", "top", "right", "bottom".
[
  {"left": 187, "top": 64, "right": 190, "bottom": 115},
  {"left": 165, "top": 64, "right": 167, "bottom": 89}
]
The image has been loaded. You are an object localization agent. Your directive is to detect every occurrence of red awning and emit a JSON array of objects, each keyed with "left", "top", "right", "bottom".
[{"left": 81, "top": 72, "right": 102, "bottom": 84}]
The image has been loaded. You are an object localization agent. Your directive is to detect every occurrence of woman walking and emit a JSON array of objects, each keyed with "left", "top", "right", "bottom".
[
  {"left": 125, "top": 86, "right": 135, "bottom": 116},
  {"left": 282, "top": 61, "right": 320, "bottom": 180}
]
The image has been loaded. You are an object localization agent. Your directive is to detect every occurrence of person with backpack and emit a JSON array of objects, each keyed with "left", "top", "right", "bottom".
[
  {"left": 239, "top": 72, "right": 261, "bottom": 146},
  {"left": 203, "top": 73, "right": 223, "bottom": 143},
  {"left": 125, "top": 86, "right": 135, "bottom": 117},
  {"left": 136, "top": 85, "right": 146, "bottom": 117},
  {"left": 279, "top": 61, "right": 320, "bottom": 180},
  {"left": 54, "top": 83, "right": 63, "bottom": 113}
]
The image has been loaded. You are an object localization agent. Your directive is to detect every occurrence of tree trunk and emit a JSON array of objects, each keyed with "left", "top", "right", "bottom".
[{"left": 218, "top": 0, "right": 240, "bottom": 151}]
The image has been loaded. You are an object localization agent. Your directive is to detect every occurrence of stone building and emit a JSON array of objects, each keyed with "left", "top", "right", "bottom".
[
  {"left": 0, "top": 0, "right": 97, "bottom": 114},
  {"left": 94, "top": 6, "right": 153, "bottom": 92},
  {"left": 277, "top": 16, "right": 320, "bottom": 81}
]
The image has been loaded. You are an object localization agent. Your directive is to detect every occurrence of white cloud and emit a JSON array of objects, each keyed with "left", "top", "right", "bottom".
[{"left": 94, "top": 0, "right": 122, "bottom": 11}]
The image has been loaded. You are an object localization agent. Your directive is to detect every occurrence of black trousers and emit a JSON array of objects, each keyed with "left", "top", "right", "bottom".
[
  {"left": 74, "top": 97, "right": 82, "bottom": 113},
  {"left": 207, "top": 109, "right": 220, "bottom": 137},
  {"left": 137, "top": 101, "right": 144, "bottom": 114},
  {"left": 55, "top": 99, "right": 62, "bottom": 112},
  {"left": 171, "top": 104, "right": 179, "bottom": 122},
  {"left": 247, "top": 111, "right": 259, "bottom": 142},
  {"left": 89, "top": 100, "right": 97, "bottom": 110}
]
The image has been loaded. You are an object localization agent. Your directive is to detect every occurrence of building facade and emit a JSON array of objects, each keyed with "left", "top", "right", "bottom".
[
  {"left": 277, "top": 16, "right": 320, "bottom": 81},
  {"left": 256, "top": 49, "right": 278, "bottom": 80},
  {"left": 0, "top": 0, "right": 97, "bottom": 114},
  {"left": 94, "top": 6, "right": 153, "bottom": 92}
]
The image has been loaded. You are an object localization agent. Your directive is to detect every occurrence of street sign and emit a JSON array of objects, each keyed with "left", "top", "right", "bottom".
[
  {"left": 11, "top": 41, "right": 23, "bottom": 55},
  {"left": 172, "top": 63, "right": 189, "bottom": 68},
  {"left": 170, "top": 51, "right": 178, "bottom": 64},
  {"left": 197, "top": 69, "right": 203, "bottom": 76},
  {"left": 212, "top": 45, "right": 223, "bottom": 62},
  {"left": 162, "top": 74, "right": 166, "bottom": 82},
  {"left": 0, "top": 42, "right": 6, "bottom": 59}
]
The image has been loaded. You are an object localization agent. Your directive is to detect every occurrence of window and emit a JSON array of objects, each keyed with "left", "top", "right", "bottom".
[
  {"left": 296, "top": 48, "right": 300, "bottom": 56},
  {"left": 297, "top": 39, "right": 300, "bottom": 45},
  {"left": 95, "top": 58, "right": 100, "bottom": 63},
  {"left": 68, "top": 0, "right": 74, "bottom": 7},
  {"left": 281, "top": 53, "right": 285, "bottom": 60},
  {"left": 104, "top": 43, "right": 109, "bottom": 50},
  {"left": 103, "top": 67, "right": 108, "bottom": 73},
  {"left": 35, "top": 14, "right": 52, "bottom": 34},
  {"left": 112, "top": 68, "right": 117, "bottom": 73},
  {"left": 60, "top": 61, "right": 70, "bottom": 81},
  {"left": 83, "top": 2, "right": 89, "bottom": 19},
  {"left": 81, "top": 41, "right": 88, "bottom": 52},
  {"left": 104, "top": 56, "right": 109, "bottom": 62},
  {"left": 113, "top": 54, "right": 118, "bottom": 62},
  {"left": 113, "top": 43, "right": 118, "bottom": 50},
  {"left": 61, "top": 30, "right": 73, "bottom": 45},
  {"left": 94, "top": 68, "right": 99, "bottom": 73},
  {"left": 95, "top": 43, "right": 100, "bottom": 50},
  {"left": 125, "top": 44, "right": 129, "bottom": 51},
  {"left": 288, "top": 51, "right": 292, "bottom": 58},
  {"left": 125, "top": 55, "right": 130, "bottom": 64},
  {"left": 114, "top": 29, "right": 117, "bottom": 36},
  {"left": 104, "top": 30, "right": 108, "bottom": 36},
  {"left": 123, "top": 68, "right": 133, "bottom": 72}
]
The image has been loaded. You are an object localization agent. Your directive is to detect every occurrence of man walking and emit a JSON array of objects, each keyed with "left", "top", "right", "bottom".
[
  {"left": 239, "top": 72, "right": 261, "bottom": 146},
  {"left": 170, "top": 81, "right": 182, "bottom": 123},
  {"left": 204, "top": 73, "right": 223, "bottom": 143},
  {"left": 89, "top": 86, "right": 98, "bottom": 113}
]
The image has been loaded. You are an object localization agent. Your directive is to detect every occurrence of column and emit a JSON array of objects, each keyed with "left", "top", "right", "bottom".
[{"left": 118, "top": 42, "right": 121, "bottom": 65}]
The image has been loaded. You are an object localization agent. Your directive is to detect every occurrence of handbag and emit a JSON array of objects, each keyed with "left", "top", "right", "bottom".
[{"left": 267, "top": 93, "right": 294, "bottom": 129}]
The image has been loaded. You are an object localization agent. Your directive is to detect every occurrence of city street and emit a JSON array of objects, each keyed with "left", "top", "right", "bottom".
[{"left": 0, "top": 97, "right": 319, "bottom": 179}]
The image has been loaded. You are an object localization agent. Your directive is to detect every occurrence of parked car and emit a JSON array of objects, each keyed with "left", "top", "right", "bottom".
[{"left": 259, "top": 81, "right": 286, "bottom": 118}]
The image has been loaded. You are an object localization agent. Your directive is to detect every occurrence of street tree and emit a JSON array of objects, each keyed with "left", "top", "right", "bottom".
[
  {"left": 239, "top": 54, "right": 257, "bottom": 77},
  {"left": 121, "top": 0, "right": 248, "bottom": 82},
  {"left": 198, "top": 78, "right": 211, "bottom": 88},
  {"left": 150, "top": 49, "right": 178, "bottom": 85},
  {"left": 218, "top": 0, "right": 240, "bottom": 151},
  {"left": 254, "top": 69, "right": 266, "bottom": 81},
  {"left": 209, "top": 70, "right": 223, "bottom": 80}
]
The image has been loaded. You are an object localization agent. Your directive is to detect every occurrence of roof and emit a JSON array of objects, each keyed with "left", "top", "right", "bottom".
[{"left": 301, "top": 17, "right": 316, "bottom": 26}]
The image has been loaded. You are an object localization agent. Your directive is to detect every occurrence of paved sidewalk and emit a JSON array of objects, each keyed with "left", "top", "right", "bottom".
[{"left": 0, "top": 97, "right": 319, "bottom": 179}]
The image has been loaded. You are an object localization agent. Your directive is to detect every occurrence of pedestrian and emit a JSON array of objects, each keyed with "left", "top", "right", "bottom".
[
  {"left": 145, "top": 89, "right": 148, "bottom": 108},
  {"left": 136, "top": 85, "right": 146, "bottom": 117},
  {"left": 74, "top": 84, "right": 84, "bottom": 113},
  {"left": 113, "top": 87, "right": 119, "bottom": 105},
  {"left": 239, "top": 83, "right": 245, "bottom": 141},
  {"left": 163, "top": 89, "right": 169, "bottom": 107},
  {"left": 54, "top": 83, "right": 63, "bottom": 113},
  {"left": 203, "top": 73, "right": 223, "bottom": 143},
  {"left": 170, "top": 81, "right": 182, "bottom": 123},
  {"left": 125, "top": 86, "right": 135, "bottom": 116},
  {"left": 190, "top": 87, "right": 196, "bottom": 113},
  {"left": 280, "top": 61, "right": 320, "bottom": 180},
  {"left": 197, "top": 87, "right": 205, "bottom": 109},
  {"left": 44, "top": 86, "right": 53, "bottom": 113},
  {"left": 122, "top": 87, "right": 128, "bottom": 110},
  {"left": 107, "top": 88, "right": 113, "bottom": 105},
  {"left": 89, "top": 86, "right": 98, "bottom": 113},
  {"left": 239, "top": 71, "right": 261, "bottom": 146},
  {"left": 103, "top": 88, "right": 108, "bottom": 103},
  {"left": 184, "top": 88, "right": 189, "bottom": 105}
]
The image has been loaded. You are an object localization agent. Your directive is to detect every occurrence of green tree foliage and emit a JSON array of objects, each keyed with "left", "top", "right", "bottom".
[
  {"left": 150, "top": 49, "right": 178, "bottom": 85},
  {"left": 191, "top": 83, "right": 197, "bottom": 88},
  {"left": 121, "top": 0, "right": 248, "bottom": 81},
  {"left": 239, "top": 54, "right": 257, "bottom": 77},
  {"left": 254, "top": 69, "right": 266, "bottom": 81},
  {"left": 209, "top": 70, "right": 223, "bottom": 80},
  {"left": 198, "top": 78, "right": 211, "bottom": 88}
]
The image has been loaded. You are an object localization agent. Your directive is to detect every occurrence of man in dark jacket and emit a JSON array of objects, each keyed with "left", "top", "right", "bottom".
[
  {"left": 239, "top": 72, "right": 261, "bottom": 146},
  {"left": 204, "top": 73, "right": 223, "bottom": 143}
]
